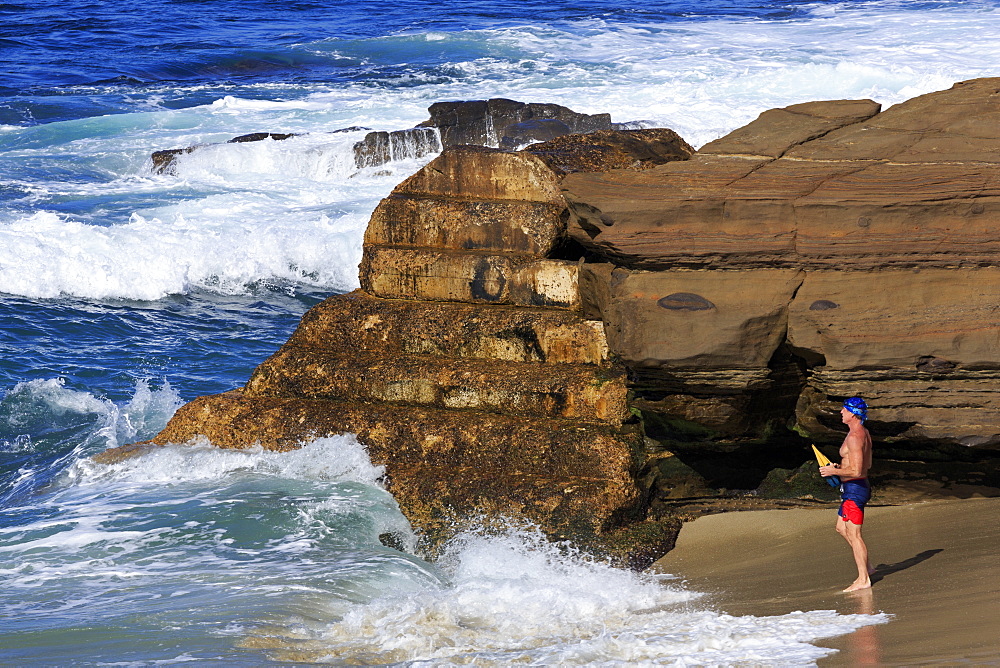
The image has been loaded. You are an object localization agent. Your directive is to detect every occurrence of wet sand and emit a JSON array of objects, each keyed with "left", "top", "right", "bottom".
[{"left": 654, "top": 497, "right": 1000, "bottom": 666}]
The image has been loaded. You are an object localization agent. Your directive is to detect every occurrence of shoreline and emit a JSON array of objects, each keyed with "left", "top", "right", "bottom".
[{"left": 653, "top": 496, "right": 1000, "bottom": 666}]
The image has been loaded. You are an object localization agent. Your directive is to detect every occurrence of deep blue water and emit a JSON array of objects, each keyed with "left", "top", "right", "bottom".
[{"left": 1, "top": 0, "right": 995, "bottom": 662}]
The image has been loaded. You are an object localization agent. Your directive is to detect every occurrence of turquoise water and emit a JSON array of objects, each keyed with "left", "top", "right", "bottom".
[{"left": 6, "top": 0, "right": 998, "bottom": 662}]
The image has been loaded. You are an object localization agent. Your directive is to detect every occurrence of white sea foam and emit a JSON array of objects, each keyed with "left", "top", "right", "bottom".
[
  {"left": 3, "top": 377, "right": 111, "bottom": 417},
  {"left": 68, "top": 434, "right": 386, "bottom": 488},
  {"left": 0, "top": 123, "right": 431, "bottom": 299},
  {"left": 0, "top": 204, "right": 368, "bottom": 300},
  {"left": 0, "top": 378, "right": 182, "bottom": 454},
  {"left": 286, "top": 524, "right": 888, "bottom": 665}
]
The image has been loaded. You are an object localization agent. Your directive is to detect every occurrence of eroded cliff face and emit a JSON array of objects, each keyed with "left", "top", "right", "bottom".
[
  {"left": 124, "top": 81, "right": 1000, "bottom": 565},
  {"left": 565, "top": 79, "right": 1000, "bottom": 452}
]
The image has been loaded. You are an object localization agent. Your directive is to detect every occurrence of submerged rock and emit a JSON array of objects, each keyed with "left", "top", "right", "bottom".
[
  {"left": 151, "top": 131, "right": 301, "bottom": 174},
  {"left": 352, "top": 128, "right": 441, "bottom": 168}
]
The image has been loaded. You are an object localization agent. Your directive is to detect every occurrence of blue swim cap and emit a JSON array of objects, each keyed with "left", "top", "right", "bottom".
[{"left": 843, "top": 397, "right": 868, "bottom": 422}]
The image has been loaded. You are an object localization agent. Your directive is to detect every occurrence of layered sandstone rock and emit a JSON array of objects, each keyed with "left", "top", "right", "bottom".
[
  {"left": 564, "top": 79, "right": 1000, "bottom": 449},
  {"left": 133, "top": 128, "right": 694, "bottom": 563}
]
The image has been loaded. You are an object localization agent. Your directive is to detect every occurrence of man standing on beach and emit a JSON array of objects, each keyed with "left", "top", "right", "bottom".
[{"left": 820, "top": 397, "right": 874, "bottom": 592}]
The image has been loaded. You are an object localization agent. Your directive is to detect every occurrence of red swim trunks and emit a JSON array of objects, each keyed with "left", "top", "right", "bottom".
[{"left": 838, "top": 479, "right": 871, "bottom": 525}]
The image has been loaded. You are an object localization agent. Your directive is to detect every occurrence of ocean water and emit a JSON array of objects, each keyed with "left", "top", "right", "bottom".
[{"left": 2, "top": 0, "right": 996, "bottom": 663}]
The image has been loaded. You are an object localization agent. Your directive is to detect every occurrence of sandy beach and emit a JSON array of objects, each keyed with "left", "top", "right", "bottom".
[{"left": 654, "top": 496, "right": 1000, "bottom": 666}]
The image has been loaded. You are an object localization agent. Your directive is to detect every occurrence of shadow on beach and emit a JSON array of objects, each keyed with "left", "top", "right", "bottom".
[{"left": 870, "top": 547, "right": 943, "bottom": 585}]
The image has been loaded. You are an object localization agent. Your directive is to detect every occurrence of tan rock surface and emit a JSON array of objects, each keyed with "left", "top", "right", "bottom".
[
  {"left": 365, "top": 196, "right": 565, "bottom": 254},
  {"left": 563, "top": 79, "right": 1000, "bottom": 270},
  {"left": 558, "top": 79, "right": 1000, "bottom": 449},
  {"left": 796, "top": 369, "right": 1000, "bottom": 446},
  {"left": 785, "top": 268, "right": 1000, "bottom": 445},
  {"left": 245, "top": 349, "right": 629, "bottom": 424},
  {"left": 359, "top": 246, "right": 582, "bottom": 308},
  {"left": 787, "top": 268, "right": 1000, "bottom": 370},
  {"left": 287, "top": 290, "right": 609, "bottom": 365},
  {"left": 393, "top": 145, "right": 565, "bottom": 203},
  {"left": 582, "top": 265, "right": 804, "bottom": 372}
]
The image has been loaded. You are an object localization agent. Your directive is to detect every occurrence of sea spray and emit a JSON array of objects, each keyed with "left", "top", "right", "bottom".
[
  {"left": 1, "top": 415, "right": 889, "bottom": 665},
  {"left": 268, "top": 522, "right": 888, "bottom": 666},
  {"left": 0, "top": 378, "right": 181, "bottom": 505}
]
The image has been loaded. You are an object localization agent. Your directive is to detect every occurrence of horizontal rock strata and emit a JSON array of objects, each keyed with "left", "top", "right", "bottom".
[
  {"left": 360, "top": 247, "right": 582, "bottom": 308},
  {"left": 133, "top": 80, "right": 1000, "bottom": 569},
  {"left": 245, "top": 349, "right": 628, "bottom": 424},
  {"left": 563, "top": 81, "right": 1000, "bottom": 270},
  {"left": 562, "top": 79, "right": 1000, "bottom": 448},
  {"left": 136, "top": 128, "right": 694, "bottom": 561},
  {"left": 285, "top": 291, "right": 610, "bottom": 364}
]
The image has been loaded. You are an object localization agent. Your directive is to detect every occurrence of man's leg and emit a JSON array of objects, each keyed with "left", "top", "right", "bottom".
[{"left": 836, "top": 518, "right": 872, "bottom": 592}]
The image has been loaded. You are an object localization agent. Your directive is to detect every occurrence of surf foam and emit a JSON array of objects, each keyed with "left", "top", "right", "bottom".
[{"left": 267, "top": 524, "right": 889, "bottom": 666}]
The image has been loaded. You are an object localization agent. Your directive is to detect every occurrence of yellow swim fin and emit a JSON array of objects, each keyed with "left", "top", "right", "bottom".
[
  {"left": 811, "top": 444, "right": 840, "bottom": 487},
  {"left": 811, "top": 444, "right": 832, "bottom": 467}
]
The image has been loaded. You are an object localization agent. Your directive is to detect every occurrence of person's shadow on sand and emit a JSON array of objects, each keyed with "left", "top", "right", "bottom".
[{"left": 871, "top": 549, "right": 943, "bottom": 584}]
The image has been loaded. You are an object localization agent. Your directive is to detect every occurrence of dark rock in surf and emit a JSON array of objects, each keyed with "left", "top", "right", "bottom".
[
  {"left": 353, "top": 128, "right": 441, "bottom": 168},
  {"left": 228, "top": 132, "right": 298, "bottom": 144},
  {"left": 499, "top": 119, "right": 572, "bottom": 149},
  {"left": 151, "top": 131, "right": 299, "bottom": 174},
  {"left": 420, "top": 97, "right": 613, "bottom": 148}
]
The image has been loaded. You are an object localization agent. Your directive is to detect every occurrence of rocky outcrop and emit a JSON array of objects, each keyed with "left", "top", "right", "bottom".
[
  {"left": 130, "top": 128, "right": 693, "bottom": 564},
  {"left": 150, "top": 98, "right": 623, "bottom": 174},
  {"left": 564, "top": 79, "right": 1000, "bottom": 450},
  {"left": 352, "top": 128, "right": 441, "bottom": 168}
]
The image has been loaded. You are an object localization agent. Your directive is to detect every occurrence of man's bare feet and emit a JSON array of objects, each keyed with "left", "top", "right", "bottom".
[{"left": 843, "top": 578, "right": 872, "bottom": 592}]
